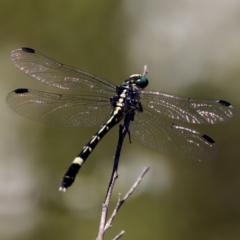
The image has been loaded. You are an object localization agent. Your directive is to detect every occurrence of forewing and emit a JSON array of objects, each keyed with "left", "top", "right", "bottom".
[
  {"left": 130, "top": 109, "right": 218, "bottom": 161},
  {"left": 140, "top": 91, "right": 235, "bottom": 124},
  {"left": 11, "top": 48, "right": 116, "bottom": 95},
  {"left": 6, "top": 89, "right": 111, "bottom": 127}
]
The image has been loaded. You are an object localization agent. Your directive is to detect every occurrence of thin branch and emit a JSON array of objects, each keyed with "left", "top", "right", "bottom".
[
  {"left": 97, "top": 124, "right": 128, "bottom": 240},
  {"left": 105, "top": 124, "right": 127, "bottom": 199},
  {"left": 122, "top": 166, "right": 149, "bottom": 201},
  {"left": 98, "top": 171, "right": 119, "bottom": 240},
  {"left": 112, "top": 230, "right": 125, "bottom": 240},
  {"left": 142, "top": 65, "right": 148, "bottom": 77},
  {"left": 104, "top": 167, "right": 150, "bottom": 231}
]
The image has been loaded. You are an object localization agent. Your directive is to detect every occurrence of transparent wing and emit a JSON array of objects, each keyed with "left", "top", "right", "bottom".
[
  {"left": 6, "top": 89, "right": 111, "bottom": 127},
  {"left": 130, "top": 109, "right": 218, "bottom": 161},
  {"left": 140, "top": 90, "right": 235, "bottom": 124},
  {"left": 11, "top": 48, "right": 116, "bottom": 95}
]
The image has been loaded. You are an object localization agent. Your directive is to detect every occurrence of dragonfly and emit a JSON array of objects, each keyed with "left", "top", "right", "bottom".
[{"left": 7, "top": 47, "right": 235, "bottom": 191}]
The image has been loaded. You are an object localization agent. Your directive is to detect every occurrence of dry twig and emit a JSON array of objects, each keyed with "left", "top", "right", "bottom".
[{"left": 96, "top": 166, "right": 150, "bottom": 239}]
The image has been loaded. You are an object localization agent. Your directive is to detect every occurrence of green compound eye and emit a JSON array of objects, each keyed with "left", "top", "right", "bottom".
[
  {"left": 123, "top": 74, "right": 149, "bottom": 89},
  {"left": 135, "top": 76, "right": 149, "bottom": 88}
]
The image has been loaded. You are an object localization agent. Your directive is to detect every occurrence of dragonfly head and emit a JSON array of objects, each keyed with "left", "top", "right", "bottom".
[{"left": 123, "top": 74, "right": 149, "bottom": 89}]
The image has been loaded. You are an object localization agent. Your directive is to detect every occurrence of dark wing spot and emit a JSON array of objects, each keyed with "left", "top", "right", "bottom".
[
  {"left": 22, "top": 47, "right": 35, "bottom": 53},
  {"left": 14, "top": 88, "right": 29, "bottom": 94},
  {"left": 202, "top": 134, "right": 215, "bottom": 144},
  {"left": 218, "top": 100, "right": 231, "bottom": 107}
]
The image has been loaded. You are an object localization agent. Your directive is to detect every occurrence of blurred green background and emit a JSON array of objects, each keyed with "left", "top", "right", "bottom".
[{"left": 1, "top": 0, "right": 240, "bottom": 239}]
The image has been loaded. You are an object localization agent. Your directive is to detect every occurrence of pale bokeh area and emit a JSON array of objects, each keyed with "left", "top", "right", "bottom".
[
  {"left": 125, "top": 0, "right": 240, "bottom": 93},
  {"left": 0, "top": 1, "right": 240, "bottom": 239}
]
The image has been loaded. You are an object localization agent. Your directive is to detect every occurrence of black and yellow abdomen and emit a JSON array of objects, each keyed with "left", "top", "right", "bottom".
[{"left": 59, "top": 90, "right": 128, "bottom": 191}]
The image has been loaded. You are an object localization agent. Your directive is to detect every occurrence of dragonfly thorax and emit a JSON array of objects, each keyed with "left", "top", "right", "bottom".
[{"left": 123, "top": 74, "right": 149, "bottom": 89}]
